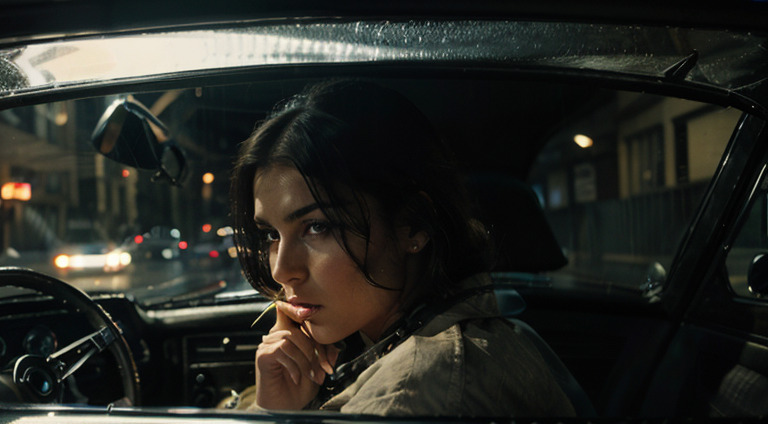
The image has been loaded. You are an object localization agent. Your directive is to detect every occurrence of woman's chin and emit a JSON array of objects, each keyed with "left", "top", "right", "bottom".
[{"left": 305, "top": 324, "right": 347, "bottom": 346}]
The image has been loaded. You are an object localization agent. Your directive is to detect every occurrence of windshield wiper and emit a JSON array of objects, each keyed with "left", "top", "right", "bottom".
[
  {"left": 141, "top": 282, "right": 264, "bottom": 309},
  {"left": 663, "top": 50, "right": 699, "bottom": 81},
  {"left": 142, "top": 284, "right": 226, "bottom": 309}
]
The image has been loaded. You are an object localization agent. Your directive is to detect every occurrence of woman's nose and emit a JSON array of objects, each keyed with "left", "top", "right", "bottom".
[{"left": 270, "top": 239, "right": 307, "bottom": 287}]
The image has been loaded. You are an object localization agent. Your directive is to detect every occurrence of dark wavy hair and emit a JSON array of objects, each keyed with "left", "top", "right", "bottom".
[{"left": 230, "top": 79, "right": 490, "bottom": 310}]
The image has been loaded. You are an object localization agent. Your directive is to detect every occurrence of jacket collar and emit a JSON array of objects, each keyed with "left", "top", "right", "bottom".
[
  {"left": 417, "top": 273, "right": 499, "bottom": 337},
  {"left": 325, "top": 273, "right": 497, "bottom": 389}
]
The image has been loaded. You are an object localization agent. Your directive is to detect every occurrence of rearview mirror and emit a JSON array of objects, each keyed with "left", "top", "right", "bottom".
[{"left": 91, "top": 97, "right": 186, "bottom": 185}]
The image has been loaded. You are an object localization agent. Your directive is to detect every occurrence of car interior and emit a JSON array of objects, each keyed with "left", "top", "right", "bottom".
[{"left": 1, "top": 14, "right": 768, "bottom": 421}]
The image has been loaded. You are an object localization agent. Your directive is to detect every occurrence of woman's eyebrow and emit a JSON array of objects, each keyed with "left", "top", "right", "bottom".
[
  {"left": 285, "top": 203, "right": 326, "bottom": 222},
  {"left": 254, "top": 202, "right": 328, "bottom": 225}
]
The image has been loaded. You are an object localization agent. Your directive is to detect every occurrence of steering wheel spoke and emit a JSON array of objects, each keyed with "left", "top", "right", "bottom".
[{"left": 48, "top": 326, "right": 116, "bottom": 381}]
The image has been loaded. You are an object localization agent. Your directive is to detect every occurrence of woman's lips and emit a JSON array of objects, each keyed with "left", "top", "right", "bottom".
[{"left": 287, "top": 301, "right": 321, "bottom": 320}]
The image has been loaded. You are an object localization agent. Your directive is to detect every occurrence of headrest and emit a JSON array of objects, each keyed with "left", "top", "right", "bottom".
[{"left": 466, "top": 174, "right": 567, "bottom": 272}]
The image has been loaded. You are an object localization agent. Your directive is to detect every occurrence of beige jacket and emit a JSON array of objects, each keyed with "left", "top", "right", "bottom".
[
  {"left": 318, "top": 273, "right": 576, "bottom": 417},
  {"left": 227, "top": 273, "right": 576, "bottom": 417}
]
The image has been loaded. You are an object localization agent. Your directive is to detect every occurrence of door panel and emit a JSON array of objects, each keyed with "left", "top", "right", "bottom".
[{"left": 511, "top": 290, "right": 672, "bottom": 416}]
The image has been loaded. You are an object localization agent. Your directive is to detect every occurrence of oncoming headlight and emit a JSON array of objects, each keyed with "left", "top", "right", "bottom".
[{"left": 54, "top": 254, "right": 70, "bottom": 269}]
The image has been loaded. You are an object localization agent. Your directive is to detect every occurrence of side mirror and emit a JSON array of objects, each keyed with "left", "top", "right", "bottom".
[
  {"left": 91, "top": 97, "right": 186, "bottom": 185},
  {"left": 642, "top": 261, "right": 666, "bottom": 298},
  {"left": 748, "top": 253, "right": 768, "bottom": 298}
]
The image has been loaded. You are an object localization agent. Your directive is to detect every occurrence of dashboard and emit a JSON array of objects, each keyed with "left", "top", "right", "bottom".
[
  {"left": 0, "top": 279, "right": 531, "bottom": 407},
  {"left": 0, "top": 289, "right": 271, "bottom": 408}
]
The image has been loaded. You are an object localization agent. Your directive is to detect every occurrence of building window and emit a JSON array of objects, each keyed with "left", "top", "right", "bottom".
[
  {"left": 674, "top": 106, "right": 741, "bottom": 185},
  {"left": 627, "top": 125, "right": 664, "bottom": 194}
]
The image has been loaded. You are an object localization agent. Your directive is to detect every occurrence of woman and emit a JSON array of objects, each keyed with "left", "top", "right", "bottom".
[{"left": 229, "top": 79, "right": 576, "bottom": 416}]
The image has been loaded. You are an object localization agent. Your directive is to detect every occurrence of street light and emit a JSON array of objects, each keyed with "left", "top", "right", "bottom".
[
  {"left": 202, "top": 173, "right": 214, "bottom": 201},
  {"left": 1, "top": 182, "right": 31, "bottom": 253},
  {"left": 573, "top": 134, "right": 593, "bottom": 149},
  {"left": 1, "top": 182, "right": 31, "bottom": 201}
]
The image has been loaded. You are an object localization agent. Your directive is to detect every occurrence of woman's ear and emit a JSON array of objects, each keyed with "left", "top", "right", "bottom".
[
  {"left": 396, "top": 190, "right": 433, "bottom": 253},
  {"left": 397, "top": 226, "right": 430, "bottom": 254}
]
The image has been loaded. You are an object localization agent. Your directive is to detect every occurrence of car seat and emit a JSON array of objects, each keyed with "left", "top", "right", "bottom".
[{"left": 510, "top": 318, "right": 597, "bottom": 417}]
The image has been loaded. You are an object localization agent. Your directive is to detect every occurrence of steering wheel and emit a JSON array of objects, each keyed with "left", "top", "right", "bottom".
[{"left": 0, "top": 267, "right": 139, "bottom": 405}]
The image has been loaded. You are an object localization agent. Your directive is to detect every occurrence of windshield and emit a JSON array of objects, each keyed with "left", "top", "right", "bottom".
[
  {"left": 0, "top": 91, "right": 253, "bottom": 306},
  {"left": 0, "top": 78, "right": 742, "bottom": 307}
]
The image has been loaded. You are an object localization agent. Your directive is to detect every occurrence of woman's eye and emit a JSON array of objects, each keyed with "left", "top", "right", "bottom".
[
  {"left": 306, "top": 221, "right": 329, "bottom": 235},
  {"left": 259, "top": 229, "right": 279, "bottom": 242}
]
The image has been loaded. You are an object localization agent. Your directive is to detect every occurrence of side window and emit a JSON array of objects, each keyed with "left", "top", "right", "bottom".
[
  {"left": 529, "top": 91, "right": 742, "bottom": 295},
  {"left": 727, "top": 189, "right": 768, "bottom": 299}
]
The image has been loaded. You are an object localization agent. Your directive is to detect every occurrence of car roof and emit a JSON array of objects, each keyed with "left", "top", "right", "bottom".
[
  {"left": 1, "top": 0, "right": 768, "bottom": 41},
  {"left": 2, "top": 19, "right": 767, "bottom": 111}
]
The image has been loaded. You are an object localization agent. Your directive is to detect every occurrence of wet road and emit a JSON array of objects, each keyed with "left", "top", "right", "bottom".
[{"left": 0, "top": 252, "right": 250, "bottom": 305}]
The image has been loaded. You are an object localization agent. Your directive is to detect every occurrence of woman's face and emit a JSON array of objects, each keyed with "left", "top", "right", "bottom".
[{"left": 252, "top": 165, "right": 408, "bottom": 345}]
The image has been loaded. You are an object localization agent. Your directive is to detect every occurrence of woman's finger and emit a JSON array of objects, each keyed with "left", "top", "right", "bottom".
[
  {"left": 280, "top": 338, "right": 317, "bottom": 379},
  {"left": 275, "top": 300, "right": 303, "bottom": 324},
  {"left": 257, "top": 339, "right": 302, "bottom": 385},
  {"left": 262, "top": 329, "right": 293, "bottom": 343},
  {"left": 268, "top": 330, "right": 327, "bottom": 385},
  {"left": 267, "top": 302, "right": 329, "bottom": 384},
  {"left": 259, "top": 336, "right": 318, "bottom": 385},
  {"left": 273, "top": 353, "right": 301, "bottom": 385},
  {"left": 275, "top": 302, "right": 320, "bottom": 361}
]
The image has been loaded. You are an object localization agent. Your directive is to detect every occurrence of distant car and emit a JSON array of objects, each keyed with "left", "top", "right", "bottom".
[
  {"left": 51, "top": 227, "right": 130, "bottom": 274},
  {"left": 184, "top": 227, "right": 236, "bottom": 270},
  {"left": 52, "top": 241, "right": 131, "bottom": 274},
  {"left": 123, "top": 226, "right": 182, "bottom": 262}
]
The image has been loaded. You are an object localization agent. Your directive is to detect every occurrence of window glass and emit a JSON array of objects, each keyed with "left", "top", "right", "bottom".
[
  {"left": 0, "top": 81, "right": 745, "bottom": 306},
  {"left": 529, "top": 93, "right": 742, "bottom": 295},
  {"left": 0, "top": 95, "right": 252, "bottom": 307}
]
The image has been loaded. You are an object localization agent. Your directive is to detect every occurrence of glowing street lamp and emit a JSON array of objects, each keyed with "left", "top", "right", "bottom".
[
  {"left": 573, "top": 134, "right": 593, "bottom": 149},
  {"left": 1, "top": 182, "right": 31, "bottom": 201},
  {"left": 2, "top": 182, "right": 31, "bottom": 252}
]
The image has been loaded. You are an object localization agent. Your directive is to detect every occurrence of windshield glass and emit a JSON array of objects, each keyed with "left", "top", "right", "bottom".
[
  {"left": 0, "top": 92, "right": 252, "bottom": 306},
  {"left": 0, "top": 79, "right": 742, "bottom": 306}
]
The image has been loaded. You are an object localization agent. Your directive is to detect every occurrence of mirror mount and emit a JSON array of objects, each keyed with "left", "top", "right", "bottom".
[{"left": 151, "top": 144, "right": 187, "bottom": 187}]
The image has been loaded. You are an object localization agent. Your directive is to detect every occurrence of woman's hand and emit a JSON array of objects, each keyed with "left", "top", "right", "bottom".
[{"left": 254, "top": 301, "right": 338, "bottom": 410}]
